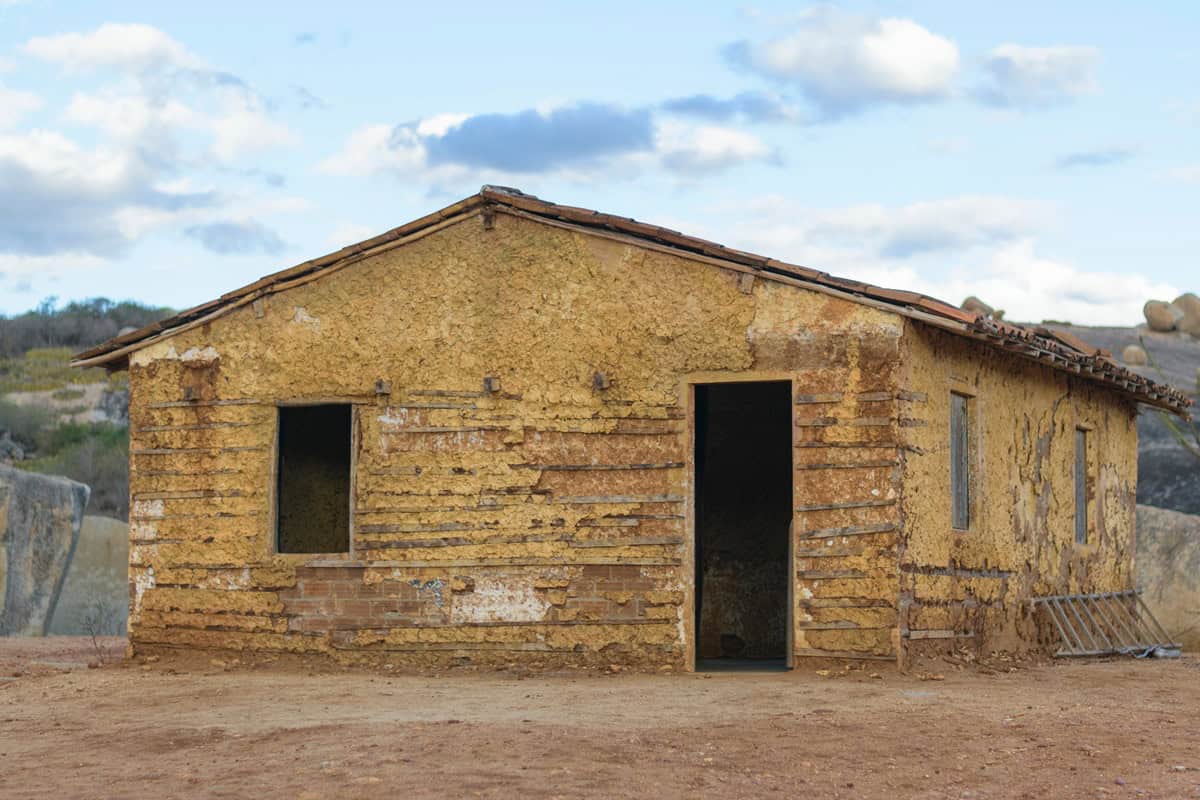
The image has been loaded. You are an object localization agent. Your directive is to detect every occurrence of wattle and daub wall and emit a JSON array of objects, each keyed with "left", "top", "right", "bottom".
[{"left": 124, "top": 210, "right": 1137, "bottom": 668}]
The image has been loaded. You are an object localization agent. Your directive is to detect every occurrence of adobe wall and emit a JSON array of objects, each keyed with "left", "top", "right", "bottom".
[
  {"left": 898, "top": 324, "right": 1139, "bottom": 662},
  {"left": 124, "top": 209, "right": 908, "bottom": 669}
]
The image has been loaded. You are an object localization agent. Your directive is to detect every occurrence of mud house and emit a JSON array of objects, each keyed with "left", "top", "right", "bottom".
[{"left": 74, "top": 186, "right": 1190, "bottom": 669}]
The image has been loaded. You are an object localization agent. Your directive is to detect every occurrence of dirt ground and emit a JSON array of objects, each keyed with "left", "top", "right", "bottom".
[{"left": 1, "top": 638, "right": 1198, "bottom": 799}]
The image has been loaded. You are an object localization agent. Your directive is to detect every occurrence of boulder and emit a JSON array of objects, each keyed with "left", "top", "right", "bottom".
[
  {"left": 1121, "top": 344, "right": 1148, "bottom": 366},
  {"left": 962, "top": 296, "right": 994, "bottom": 317},
  {"left": 1178, "top": 295, "right": 1200, "bottom": 338},
  {"left": 0, "top": 465, "right": 89, "bottom": 636},
  {"left": 47, "top": 515, "right": 129, "bottom": 636},
  {"left": 1173, "top": 292, "right": 1200, "bottom": 319},
  {"left": 1144, "top": 300, "right": 1182, "bottom": 332},
  {"left": 1137, "top": 505, "right": 1200, "bottom": 652}
]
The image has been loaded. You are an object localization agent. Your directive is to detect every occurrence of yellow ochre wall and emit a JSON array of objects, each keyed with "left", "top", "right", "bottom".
[
  {"left": 122, "top": 208, "right": 1136, "bottom": 669},
  {"left": 897, "top": 324, "right": 1139, "bottom": 661}
]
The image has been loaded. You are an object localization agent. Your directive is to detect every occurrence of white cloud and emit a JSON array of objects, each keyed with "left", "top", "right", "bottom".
[
  {"left": 65, "top": 85, "right": 291, "bottom": 162},
  {"left": 24, "top": 22, "right": 202, "bottom": 74},
  {"left": 320, "top": 109, "right": 772, "bottom": 184},
  {"left": 726, "top": 8, "right": 959, "bottom": 116},
  {"left": 657, "top": 123, "right": 774, "bottom": 173},
  {"left": 0, "top": 83, "right": 41, "bottom": 129},
  {"left": 0, "top": 129, "right": 138, "bottom": 196},
  {"left": 0, "top": 128, "right": 216, "bottom": 255},
  {"left": 709, "top": 194, "right": 1168, "bottom": 325},
  {"left": 929, "top": 136, "right": 968, "bottom": 155},
  {"left": 326, "top": 222, "right": 377, "bottom": 248},
  {"left": 0, "top": 23, "right": 304, "bottom": 259},
  {"left": 0, "top": 251, "right": 108, "bottom": 280},
  {"left": 732, "top": 195, "right": 1047, "bottom": 260},
  {"left": 26, "top": 24, "right": 295, "bottom": 164},
  {"left": 977, "top": 45, "right": 1100, "bottom": 109},
  {"left": 317, "top": 123, "right": 431, "bottom": 177},
  {"left": 1166, "top": 165, "right": 1200, "bottom": 184},
  {"left": 209, "top": 95, "right": 296, "bottom": 161},
  {"left": 837, "top": 242, "right": 1176, "bottom": 326},
  {"left": 64, "top": 90, "right": 199, "bottom": 139}
]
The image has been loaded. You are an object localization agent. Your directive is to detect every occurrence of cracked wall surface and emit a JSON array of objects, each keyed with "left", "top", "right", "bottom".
[
  {"left": 897, "top": 324, "right": 1138, "bottom": 661},
  {"left": 121, "top": 209, "right": 1137, "bottom": 669},
  {"left": 124, "top": 211, "right": 910, "bottom": 669}
]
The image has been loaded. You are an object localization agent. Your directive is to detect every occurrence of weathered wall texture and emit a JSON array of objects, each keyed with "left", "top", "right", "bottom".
[
  {"left": 898, "top": 325, "right": 1139, "bottom": 661},
  {"left": 0, "top": 465, "right": 90, "bottom": 635},
  {"left": 1136, "top": 504, "right": 1200, "bottom": 651},
  {"left": 124, "top": 210, "right": 910, "bottom": 668}
]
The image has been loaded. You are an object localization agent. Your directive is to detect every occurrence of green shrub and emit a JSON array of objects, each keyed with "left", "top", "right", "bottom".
[
  {"left": 20, "top": 431, "right": 130, "bottom": 520},
  {"left": 0, "top": 400, "right": 53, "bottom": 451}
]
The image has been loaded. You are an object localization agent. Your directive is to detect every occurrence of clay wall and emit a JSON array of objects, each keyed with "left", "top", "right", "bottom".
[
  {"left": 124, "top": 209, "right": 908, "bottom": 668},
  {"left": 898, "top": 324, "right": 1139, "bottom": 661}
]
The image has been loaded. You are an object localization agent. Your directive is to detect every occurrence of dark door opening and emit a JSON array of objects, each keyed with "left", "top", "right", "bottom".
[{"left": 694, "top": 381, "right": 792, "bottom": 671}]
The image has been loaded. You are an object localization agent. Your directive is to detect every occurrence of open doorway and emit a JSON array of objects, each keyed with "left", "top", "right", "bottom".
[{"left": 694, "top": 381, "right": 792, "bottom": 671}]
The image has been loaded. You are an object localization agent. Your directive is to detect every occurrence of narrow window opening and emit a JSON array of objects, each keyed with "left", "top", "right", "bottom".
[
  {"left": 1074, "top": 428, "right": 1088, "bottom": 544},
  {"left": 276, "top": 405, "right": 352, "bottom": 554},
  {"left": 950, "top": 392, "right": 971, "bottom": 530}
]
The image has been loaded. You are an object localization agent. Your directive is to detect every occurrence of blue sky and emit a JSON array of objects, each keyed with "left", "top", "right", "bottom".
[{"left": 0, "top": 1, "right": 1196, "bottom": 324}]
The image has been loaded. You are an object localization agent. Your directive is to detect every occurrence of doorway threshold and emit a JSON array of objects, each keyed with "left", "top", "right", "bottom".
[{"left": 696, "top": 658, "right": 788, "bottom": 673}]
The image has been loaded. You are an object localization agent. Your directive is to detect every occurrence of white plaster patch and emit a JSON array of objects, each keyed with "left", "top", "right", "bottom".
[
  {"left": 130, "top": 520, "right": 158, "bottom": 541},
  {"left": 134, "top": 343, "right": 220, "bottom": 365},
  {"left": 197, "top": 568, "right": 253, "bottom": 590},
  {"left": 132, "top": 566, "right": 156, "bottom": 617},
  {"left": 450, "top": 577, "right": 550, "bottom": 624},
  {"left": 292, "top": 306, "right": 321, "bottom": 330},
  {"left": 179, "top": 346, "right": 220, "bottom": 364},
  {"left": 132, "top": 499, "right": 165, "bottom": 519},
  {"left": 800, "top": 586, "right": 814, "bottom": 599},
  {"left": 378, "top": 407, "right": 414, "bottom": 428}
]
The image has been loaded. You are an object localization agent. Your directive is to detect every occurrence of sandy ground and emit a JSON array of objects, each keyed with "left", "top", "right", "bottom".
[{"left": 1, "top": 638, "right": 1198, "bottom": 799}]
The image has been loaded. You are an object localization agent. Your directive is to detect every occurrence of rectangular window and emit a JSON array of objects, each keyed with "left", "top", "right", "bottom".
[
  {"left": 276, "top": 405, "right": 352, "bottom": 554},
  {"left": 950, "top": 392, "right": 971, "bottom": 530},
  {"left": 1075, "top": 428, "right": 1088, "bottom": 544}
]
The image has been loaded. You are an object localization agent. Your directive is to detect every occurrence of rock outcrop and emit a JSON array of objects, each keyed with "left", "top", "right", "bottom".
[
  {"left": 0, "top": 465, "right": 89, "bottom": 635},
  {"left": 961, "top": 296, "right": 1005, "bottom": 320},
  {"left": 1121, "top": 344, "right": 1148, "bottom": 366},
  {"left": 1137, "top": 505, "right": 1200, "bottom": 651},
  {"left": 1038, "top": 323, "right": 1199, "bottom": 514},
  {"left": 1177, "top": 292, "right": 1200, "bottom": 338},
  {"left": 1144, "top": 300, "right": 1183, "bottom": 332}
]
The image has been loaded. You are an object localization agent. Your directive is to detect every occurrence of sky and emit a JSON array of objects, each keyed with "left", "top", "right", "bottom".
[{"left": 0, "top": 1, "right": 1197, "bottom": 324}]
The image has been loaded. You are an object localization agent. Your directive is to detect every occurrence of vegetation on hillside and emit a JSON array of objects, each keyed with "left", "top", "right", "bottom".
[
  {"left": 0, "top": 347, "right": 121, "bottom": 393},
  {"left": 0, "top": 298, "right": 175, "bottom": 521},
  {"left": 0, "top": 297, "right": 172, "bottom": 359},
  {"left": 0, "top": 400, "right": 129, "bottom": 519}
]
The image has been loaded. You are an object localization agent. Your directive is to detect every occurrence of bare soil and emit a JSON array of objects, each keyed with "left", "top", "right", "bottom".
[{"left": 1, "top": 638, "right": 1198, "bottom": 799}]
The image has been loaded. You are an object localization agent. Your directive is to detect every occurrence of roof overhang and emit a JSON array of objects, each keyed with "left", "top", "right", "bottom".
[{"left": 73, "top": 186, "right": 1192, "bottom": 418}]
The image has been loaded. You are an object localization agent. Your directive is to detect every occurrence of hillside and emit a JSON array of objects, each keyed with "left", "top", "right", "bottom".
[{"left": 0, "top": 300, "right": 174, "bottom": 520}]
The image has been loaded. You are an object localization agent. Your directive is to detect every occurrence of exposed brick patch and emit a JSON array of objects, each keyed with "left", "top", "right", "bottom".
[{"left": 279, "top": 567, "right": 449, "bottom": 632}]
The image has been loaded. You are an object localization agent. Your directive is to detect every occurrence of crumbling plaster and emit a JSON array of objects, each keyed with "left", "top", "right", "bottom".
[
  {"left": 122, "top": 208, "right": 1137, "bottom": 669},
  {"left": 898, "top": 324, "right": 1138, "bottom": 658}
]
